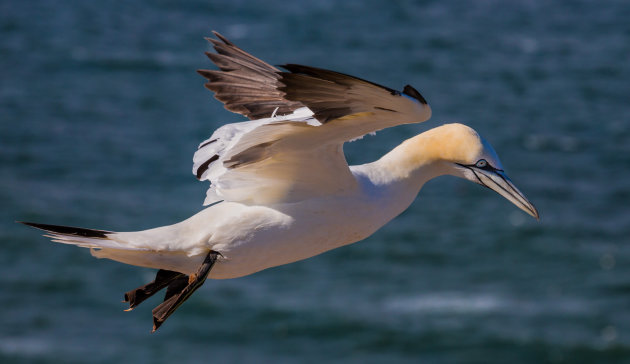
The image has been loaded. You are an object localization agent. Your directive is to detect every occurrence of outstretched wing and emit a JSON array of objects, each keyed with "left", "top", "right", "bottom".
[
  {"left": 194, "top": 32, "right": 432, "bottom": 205},
  {"left": 279, "top": 64, "right": 429, "bottom": 124},
  {"left": 197, "top": 31, "right": 303, "bottom": 119}
]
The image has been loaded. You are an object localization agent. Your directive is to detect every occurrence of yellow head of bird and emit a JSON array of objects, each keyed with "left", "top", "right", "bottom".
[{"left": 402, "top": 123, "right": 539, "bottom": 219}]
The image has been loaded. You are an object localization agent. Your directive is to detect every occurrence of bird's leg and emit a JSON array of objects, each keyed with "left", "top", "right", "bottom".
[
  {"left": 123, "top": 269, "right": 187, "bottom": 311},
  {"left": 151, "top": 251, "right": 219, "bottom": 332}
]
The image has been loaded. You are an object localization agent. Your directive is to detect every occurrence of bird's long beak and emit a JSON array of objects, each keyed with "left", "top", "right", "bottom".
[{"left": 464, "top": 167, "right": 539, "bottom": 220}]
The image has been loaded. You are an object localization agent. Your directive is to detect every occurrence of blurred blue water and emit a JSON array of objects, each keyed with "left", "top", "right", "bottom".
[{"left": 2, "top": 0, "right": 629, "bottom": 363}]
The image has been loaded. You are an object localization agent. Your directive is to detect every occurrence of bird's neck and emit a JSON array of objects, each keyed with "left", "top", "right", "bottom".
[
  {"left": 362, "top": 134, "right": 451, "bottom": 190},
  {"left": 351, "top": 134, "right": 453, "bottom": 221}
]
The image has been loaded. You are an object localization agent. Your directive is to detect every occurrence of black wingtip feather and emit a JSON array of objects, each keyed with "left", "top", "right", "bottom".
[
  {"left": 18, "top": 221, "right": 111, "bottom": 238},
  {"left": 402, "top": 85, "right": 428, "bottom": 105}
]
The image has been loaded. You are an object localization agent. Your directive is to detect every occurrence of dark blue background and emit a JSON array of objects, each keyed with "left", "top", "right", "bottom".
[{"left": 2, "top": 1, "right": 629, "bottom": 362}]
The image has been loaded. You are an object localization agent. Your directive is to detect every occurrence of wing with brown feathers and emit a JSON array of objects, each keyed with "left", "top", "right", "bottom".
[
  {"left": 279, "top": 64, "right": 429, "bottom": 124},
  {"left": 193, "top": 32, "right": 433, "bottom": 205},
  {"left": 198, "top": 32, "right": 431, "bottom": 126},
  {"left": 197, "top": 31, "right": 303, "bottom": 119}
]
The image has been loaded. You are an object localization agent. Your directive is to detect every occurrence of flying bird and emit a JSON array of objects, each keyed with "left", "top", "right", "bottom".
[{"left": 21, "top": 31, "right": 539, "bottom": 332}]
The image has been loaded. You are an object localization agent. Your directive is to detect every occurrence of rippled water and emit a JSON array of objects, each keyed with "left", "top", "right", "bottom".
[{"left": 2, "top": 1, "right": 629, "bottom": 363}]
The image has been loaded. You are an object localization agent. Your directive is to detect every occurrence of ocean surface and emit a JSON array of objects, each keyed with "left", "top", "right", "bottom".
[{"left": 2, "top": 1, "right": 629, "bottom": 363}]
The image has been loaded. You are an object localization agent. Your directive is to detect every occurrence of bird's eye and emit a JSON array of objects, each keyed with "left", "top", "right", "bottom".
[{"left": 475, "top": 159, "right": 488, "bottom": 168}]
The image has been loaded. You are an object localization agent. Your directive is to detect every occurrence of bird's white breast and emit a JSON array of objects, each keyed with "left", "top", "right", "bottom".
[{"left": 203, "top": 172, "right": 418, "bottom": 279}]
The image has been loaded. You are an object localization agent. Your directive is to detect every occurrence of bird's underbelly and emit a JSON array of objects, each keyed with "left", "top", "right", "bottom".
[{"left": 206, "top": 204, "right": 384, "bottom": 279}]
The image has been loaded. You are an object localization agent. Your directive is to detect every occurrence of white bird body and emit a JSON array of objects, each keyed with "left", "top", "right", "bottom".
[
  {"left": 98, "top": 130, "right": 435, "bottom": 279},
  {"left": 22, "top": 32, "right": 538, "bottom": 331}
]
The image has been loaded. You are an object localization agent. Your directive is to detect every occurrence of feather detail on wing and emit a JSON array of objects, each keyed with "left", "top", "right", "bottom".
[
  {"left": 193, "top": 32, "right": 432, "bottom": 205},
  {"left": 197, "top": 31, "right": 303, "bottom": 119},
  {"left": 279, "top": 64, "right": 430, "bottom": 125},
  {"left": 192, "top": 108, "right": 346, "bottom": 205}
]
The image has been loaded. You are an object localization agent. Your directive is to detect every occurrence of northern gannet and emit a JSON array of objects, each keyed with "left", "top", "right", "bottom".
[{"left": 21, "top": 32, "right": 539, "bottom": 332}]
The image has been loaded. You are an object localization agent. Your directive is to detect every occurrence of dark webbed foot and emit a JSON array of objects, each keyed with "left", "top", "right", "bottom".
[
  {"left": 124, "top": 269, "right": 187, "bottom": 310},
  {"left": 151, "top": 252, "right": 219, "bottom": 332},
  {"left": 121, "top": 251, "right": 220, "bottom": 332}
]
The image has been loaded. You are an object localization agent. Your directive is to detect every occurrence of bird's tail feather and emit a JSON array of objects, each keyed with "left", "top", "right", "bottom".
[
  {"left": 18, "top": 221, "right": 143, "bottom": 251},
  {"left": 19, "top": 221, "right": 199, "bottom": 274}
]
